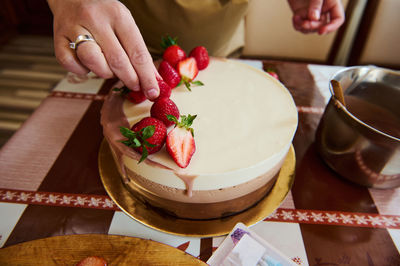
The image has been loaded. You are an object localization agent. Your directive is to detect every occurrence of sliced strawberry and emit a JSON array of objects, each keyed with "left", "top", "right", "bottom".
[
  {"left": 189, "top": 46, "right": 209, "bottom": 70},
  {"left": 120, "top": 117, "right": 167, "bottom": 162},
  {"left": 166, "top": 114, "right": 197, "bottom": 168},
  {"left": 177, "top": 57, "right": 198, "bottom": 81},
  {"left": 113, "top": 86, "right": 146, "bottom": 104},
  {"left": 76, "top": 256, "right": 107, "bottom": 266},
  {"left": 158, "top": 60, "right": 181, "bottom": 88},
  {"left": 161, "top": 36, "right": 187, "bottom": 67},
  {"left": 150, "top": 97, "right": 180, "bottom": 127},
  {"left": 154, "top": 78, "right": 172, "bottom": 101},
  {"left": 177, "top": 57, "right": 204, "bottom": 91}
]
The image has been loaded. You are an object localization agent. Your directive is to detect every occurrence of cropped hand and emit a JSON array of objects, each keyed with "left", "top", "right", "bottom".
[
  {"left": 288, "top": 0, "right": 345, "bottom": 34},
  {"left": 47, "top": 0, "right": 160, "bottom": 100}
]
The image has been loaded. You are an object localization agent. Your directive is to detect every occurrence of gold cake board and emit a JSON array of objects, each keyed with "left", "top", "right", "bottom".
[{"left": 99, "top": 140, "right": 295, "bottom": 237}]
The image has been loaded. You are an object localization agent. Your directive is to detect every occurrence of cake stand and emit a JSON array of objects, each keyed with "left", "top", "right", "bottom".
[{"left": 98, "top": 140, "right": 295, "bottom": 237}]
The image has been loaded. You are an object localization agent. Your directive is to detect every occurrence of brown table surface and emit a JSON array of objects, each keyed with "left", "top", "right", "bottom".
[{"left": 0, "top": 60, "right": 399, "bottom": 265}]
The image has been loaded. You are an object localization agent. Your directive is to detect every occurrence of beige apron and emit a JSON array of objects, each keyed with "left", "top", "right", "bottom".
[{"left": 121, "top": 0, "right": 249, "bottom": 57}]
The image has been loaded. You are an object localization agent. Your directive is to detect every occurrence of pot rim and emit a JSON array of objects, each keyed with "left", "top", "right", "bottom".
[{"left": 328, "top": 65, "right": 400, "bottom": 142}]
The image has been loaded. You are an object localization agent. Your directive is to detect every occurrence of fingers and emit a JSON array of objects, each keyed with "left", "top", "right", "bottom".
[
  {"left": 54, "top": 33, "right": 90, "bottom": 75},
  {"left": 319, "top": 2, "right": 345, "bottom": 34},
  {"left": 308, "top": 0, "right": 324, "bottom": 21},
  {"left": 74, "top": 34, "right": 114, "bottom": 79},
  {"left": 293, "top": 13, "right": 325, "bottom": 34},
  {"left": 113, "top": 12, "right": 160, "bottom": 100},
  {"left": 51, "top": 0, "right": 159, "bottom": 100}
]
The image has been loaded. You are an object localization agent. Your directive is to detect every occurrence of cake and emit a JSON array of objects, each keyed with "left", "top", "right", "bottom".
[{"left": 100, "top": 58, "right": 298, "bottom": 219}]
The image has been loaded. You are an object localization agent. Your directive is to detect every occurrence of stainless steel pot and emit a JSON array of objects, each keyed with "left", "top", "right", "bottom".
[{"left": 316, "top": 66, "right": 400, "bottom": 189}]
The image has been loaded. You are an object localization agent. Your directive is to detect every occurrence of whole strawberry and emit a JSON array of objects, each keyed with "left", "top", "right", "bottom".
[
  {"left": 189, "top": 46, "right": 209, "bottom": 70},
  {"left": 114, "top": 86, "right": 146, "bottom": 104},
  {"left": 161, "top": 36, "right": 187, "bottom": 68},
  {"left": 177, "top": 57, "right": 204, "bottom": 91},
  {"left": 266, "top": 68, "right": 279, "bottom": 80},
  {"left": 150, "top": 97, "right": 180, "bottom": 127},
  {"left": 154, "top": 78, "right": 172, "bottom": 101},
  {"left": 158, "top": 60, "right": 181, "bottom": 88},
  {"left": 120, "top": 117, "right": 167, "bottom": 163},
  {"left": 76, "top": 256, "right": 107, "bottom": 266},
  {"left": 166, "top": 114, "right": 197, "bottom": 168}
]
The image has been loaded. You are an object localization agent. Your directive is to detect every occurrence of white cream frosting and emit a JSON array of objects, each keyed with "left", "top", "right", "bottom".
[{"left": 122, "top": 58, "right": 298, "bottom": 190}]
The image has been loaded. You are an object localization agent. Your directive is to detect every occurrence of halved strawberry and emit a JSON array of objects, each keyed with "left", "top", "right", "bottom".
[
  {"left": 177, "top": 57, "right": 204, "bottom": 91},
  {"left": 161, "top": 36, "right": 187, "bottom": 68},
  {"left": 166, "top": 114, "right": 197, "bottom": 168},
  {"left": 114, "top": 86, "right": 146, "bottom": 104},
  {"left": 120, "top": 117, "right": 167, "bottom": 163},
  {"left": 150, "top": 97, "right": 180, "bottom": 127},
  {"left": 189, "top": 46, "right": 209, "bottom": 70},
  {"left": 76, "top": 256, "right": 107, "bottom": 266},
  {"left": 158, "top": 60, "right": 181, "bottom": 88}
]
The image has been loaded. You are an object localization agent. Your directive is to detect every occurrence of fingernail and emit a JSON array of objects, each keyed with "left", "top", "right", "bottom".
[
  {"left": 312, "top": 10, "right": 320, "bottom": 20},
  {"left": 146, "top": 88, "right": 159, "bottom": 99}
]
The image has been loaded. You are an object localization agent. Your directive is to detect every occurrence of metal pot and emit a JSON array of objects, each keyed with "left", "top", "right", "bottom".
[{"left": 316, "top": 66, "right": 400, "bottom": 189}]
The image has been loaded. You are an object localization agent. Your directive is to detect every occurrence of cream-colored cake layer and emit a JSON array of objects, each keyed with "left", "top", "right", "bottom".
[{"left": 122, "top": 58, "right": 298, "bottom": 190}]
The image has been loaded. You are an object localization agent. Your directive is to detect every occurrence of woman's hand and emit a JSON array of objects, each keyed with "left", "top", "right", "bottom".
[
  {"left": 288, "top": 0, "right": 345, "bottom": 35},
  {"left": 47, "top": 0, "right": 160, "bottom": 100}
]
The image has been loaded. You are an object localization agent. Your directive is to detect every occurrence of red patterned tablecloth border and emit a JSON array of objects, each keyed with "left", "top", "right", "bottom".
[
  {"left": 265, "top": 208, "right": 400, "bottom": 229},
  {"left": 1, "top": 188, "right": 399, "bottom": 229},
  {"left": 50, "top": 91, "right": 106, "bottom": 101},
  {"left": 0, "top": 188, "right": 119, "bottom": 211}
]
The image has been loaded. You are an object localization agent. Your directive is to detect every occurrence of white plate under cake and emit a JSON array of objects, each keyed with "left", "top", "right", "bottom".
[{"left": 101, "top": 58, "right": 298, "bottom": 219}]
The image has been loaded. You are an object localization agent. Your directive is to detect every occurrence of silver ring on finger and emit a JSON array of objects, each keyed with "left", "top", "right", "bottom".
[{"left": 69, "top": 34, "right": 95, "bottom": 50}]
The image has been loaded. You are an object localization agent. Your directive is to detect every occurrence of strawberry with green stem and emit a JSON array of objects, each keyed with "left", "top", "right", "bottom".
[
  {"left": 177, "top": 57, "right": 204, "bottom": 91},
  {"left": 166, "top": 114, "right": 197, "bottom": 168},
  {"left": 266, "top": 68, "right": 279, "bottom": 80},
  {"left": 113, "top": 86, "right": 146, "bottom": 104},
  {"left": 150, "top": 97, "right": 180, "bottom": 127},
  {"left": 161, "top": 36, "right": 187, "bottom": 68},
  {"left": 120, "top": 117, "right": 167, "bottom": 163}
]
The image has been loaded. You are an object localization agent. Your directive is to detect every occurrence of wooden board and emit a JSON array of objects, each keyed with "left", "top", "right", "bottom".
[{"left": 0, "top": 234, "right": 206, "bottom": 265}]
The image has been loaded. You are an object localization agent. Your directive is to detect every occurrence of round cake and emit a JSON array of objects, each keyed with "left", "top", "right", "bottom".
[{"left": 100, "top": 58, "right": 298, "bottom": 219}]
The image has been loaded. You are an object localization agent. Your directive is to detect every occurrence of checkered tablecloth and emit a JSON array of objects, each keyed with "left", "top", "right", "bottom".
[{"left": 0, "top": 60, "right": 399, "bottom": 265}]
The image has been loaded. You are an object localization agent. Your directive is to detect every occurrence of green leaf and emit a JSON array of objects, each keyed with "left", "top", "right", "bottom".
[
  {"left": 120, "top": 127, "right": 135, "bottom": 139},
  {"left": 161, "top": 35, "right": 177, "bottom": 49},
  {"left": 192, "top": 80, "right": 204, "bottom": 86},
  {"left": 132, "top": 138, "right": 141, "bottom": 148},
  {"left": 141, "top": 125, "right": 155, "bottom": 139},
  {"left": 184, "top": 81, "right": 192, "bottom": 91},
  {"left": 177, "top": 79, "right": 183, "bottom": 87},
  {"left": 143, "top": 140, "right": 157, "bottom": 148},
  {"left": 114, "top": 86, "right": 131, "bottom": 97},
  {"left": 139, "top": 146, "right": 148, "bottom": 163},
  {"left": 167, "top": 115, "right": 178, "bottom": 124},
  {"left": 121, "top": 140, "right": 131, "bottom": 146},
  {"left": 180, "top": 114, "right": 197, "bottom": 128}
]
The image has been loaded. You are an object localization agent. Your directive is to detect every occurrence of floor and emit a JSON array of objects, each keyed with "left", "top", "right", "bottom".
[{"left": 0, "top": 35, "right": 67, "bottom": 147}]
